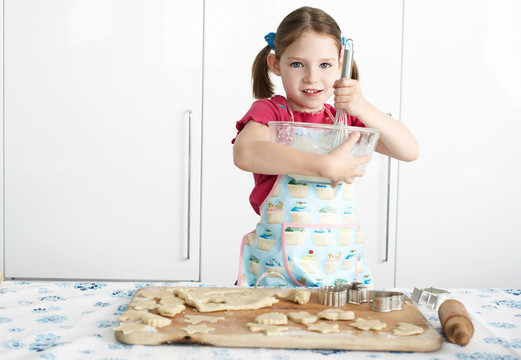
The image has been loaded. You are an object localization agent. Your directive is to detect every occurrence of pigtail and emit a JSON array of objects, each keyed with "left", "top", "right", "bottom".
[{"left": 252, "top": 45, "right": 274, "bottom": 99}]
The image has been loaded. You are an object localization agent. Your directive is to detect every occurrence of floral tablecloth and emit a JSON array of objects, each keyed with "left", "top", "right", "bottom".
[{"left": 0, "top": 281, "right": 520, "bottom": 360}]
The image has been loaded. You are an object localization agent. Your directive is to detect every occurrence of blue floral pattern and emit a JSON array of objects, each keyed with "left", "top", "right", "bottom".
[{"left": 0, "top": 282, "right": 520, "bottom": 359}]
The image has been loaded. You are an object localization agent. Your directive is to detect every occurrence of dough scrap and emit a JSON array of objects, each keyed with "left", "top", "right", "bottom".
[
  {"left": 276, "top": 289, "right": 311, "bottom": 304},
  {"left": 118, "top": 310, "right": 148, "bottom": 321},
  {"left": 176, "top": 288, "right": 278, "bottom": 312},
  {"left": 118, "top": 310, "right": 172, "bottom": 328},
  {"left": 114, "top": 323, "right": 157, "bottom": 335},
  {"left": 247, "top": 323, "right": 289, "bottom": 336},
  {"left": 350, "top": 318, "right": 387, "bottom": 331},
  {"left": 180, "top": 324, "right": 215, "bottom": 334},
  {"left": 140, "top": 289, "right": 175, "bottom": 299},
  {"left": 130, "top": 300, "right": 158, "bottom": 311},
  {"left": 184, "top": 315, "right": 225, "bottom": 325},
  {"left": 255, "top": 312, "right": 288, "bottom": 325},
  {"left": 307, "top": 322, "right": 340, "bottom": 334},
  {"left": 316, "top": 308, "right": 355, "bottom": 321},
  {"left": 287, "top": 311, "right": 318, "bottom": 324},
  {"left": 159, "top": 295, "right": 185, "bottom": 306},
  {"left": 157, "top": 303, "right": 185, "bottom": 317},
  {"left": 393, "top": 322, "right": 424, "bottom": 336}
]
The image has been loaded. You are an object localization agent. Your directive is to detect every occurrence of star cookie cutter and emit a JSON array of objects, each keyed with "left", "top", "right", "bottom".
[
  {"left": 411, "top": 287, "right": 451, "bottom": 311},
  {"left": 369, "top": 291, "right": 404, "bottom": 312}
]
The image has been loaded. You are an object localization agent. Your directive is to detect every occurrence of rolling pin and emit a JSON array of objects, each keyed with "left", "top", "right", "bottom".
[{"left": 438, "top": 299, "right": 474, "bottom": 346}]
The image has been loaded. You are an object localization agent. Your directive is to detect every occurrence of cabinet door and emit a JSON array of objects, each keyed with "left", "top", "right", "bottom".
[
  {"left": 3, "top": 0, "right": 203, "bottom": 280},
  {"left": 397, "top": 0, "right": 521, "bottom": 287},
  {"left": 202, "top": 0, "right": 403, "bottom": 286}
]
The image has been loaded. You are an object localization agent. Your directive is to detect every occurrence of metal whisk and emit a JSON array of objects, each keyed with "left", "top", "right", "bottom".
[{"left": 334, "top": 39, "right": 354, "bottom": 126}]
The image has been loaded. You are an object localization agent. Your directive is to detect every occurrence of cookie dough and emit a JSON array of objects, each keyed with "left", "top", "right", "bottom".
[
  {"left": 175, "top": 288, "right": 279, "bottom": 312},
  {"left": 350, "top": 318, "right": 387, "bottom": 331},
  {"left": 157, "top": 303, "right": 185, "bottom": 317},
  {"left": 317, "top": 309, "right": 355, "bottom": 321},
  {"left": 114, "top": 323, "right": 157, "bottom": 335},
  {"left": 159, "top": 295, "right": 185, "bottom": 306},
  {"left": 130, "top": 299, "right": 158, "bottom": 311},
  {"left": 118, "top": 310, "right": 172, "bottom": 328},
  {"left": 287, "top": 311, "right": 318, "bottom": 324},
  {"left": 180, "top": 324, "right": 215, "bottom": 334},
  {"left": 276, "top": 289, "right": 311, "bottom": 304},
  {"left": 307, "top": 322, "right": 340, "bottom": 334},
  {"left": 247, "top": 323, "right": 289, "bottom": 336},
  {"left": 255, "top": 312, "right": 288, "bottom": 325},
  {"left": 184, "top": 315, "right": 225, "bottom": 325},
  {"left": 140, "top": 289, "right": 175, "bottom": 299},
  {"left": 393, "top": 322, "right": 424, "bottom": 336}
]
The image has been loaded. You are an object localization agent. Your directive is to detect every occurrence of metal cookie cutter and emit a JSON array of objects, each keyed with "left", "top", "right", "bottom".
[
  {"left": 411, "top": 287, "right": 451, "bottom": 310},
  {"left": 369, "top": 291, "right": 404, "bottom": 312},
  {"left": 348, "top": 282, "right": 369, "bottom": 305},
  {"left": 318, "top": 285, "right": 347, "bottom": 307}
]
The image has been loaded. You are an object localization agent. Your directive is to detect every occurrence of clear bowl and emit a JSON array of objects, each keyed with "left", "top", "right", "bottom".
[{"left": 268, "top": 121, "right": 380, "bottom": 183}]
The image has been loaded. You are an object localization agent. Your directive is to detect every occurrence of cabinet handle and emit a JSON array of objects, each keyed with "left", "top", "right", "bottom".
[
  {"left": 185, "top": 110, "right": 192, "bottom": 261},
  {"left": 384, "top": 156, "right": 391, "bottom": 263},
  {"left": 383, "top": 112, "right": 393, "bottom": 263}
]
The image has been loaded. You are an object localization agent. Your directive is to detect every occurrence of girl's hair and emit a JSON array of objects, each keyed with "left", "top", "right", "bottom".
[{"left": 252, "top": 6, "right": 359, "bottom": 99}]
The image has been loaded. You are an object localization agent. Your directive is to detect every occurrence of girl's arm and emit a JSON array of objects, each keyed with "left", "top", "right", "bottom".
[
  {"left": 334, "top": 78, "right": 419, "bottom": 162},
  {"left": 233, "top": 120, "right": 371, "bottom": 186}
]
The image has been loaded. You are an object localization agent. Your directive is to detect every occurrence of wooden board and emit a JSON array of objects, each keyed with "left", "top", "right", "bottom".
[{"left": 115, "top": 286, "right": 442, "bottom": 352}]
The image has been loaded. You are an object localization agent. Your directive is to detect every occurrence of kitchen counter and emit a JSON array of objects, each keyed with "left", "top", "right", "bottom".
[{"left": 0, "top": 281, "right": 520, "bottom": 359}]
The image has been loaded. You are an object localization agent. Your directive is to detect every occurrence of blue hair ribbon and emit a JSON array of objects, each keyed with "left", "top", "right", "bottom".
[{"left": 264, "top": 32, "right": 276, "bottom": 50}]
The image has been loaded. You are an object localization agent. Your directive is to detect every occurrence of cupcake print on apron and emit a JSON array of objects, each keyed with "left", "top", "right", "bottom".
[{"left": 237, "top": 175, "right": 373, "bottom": 287}]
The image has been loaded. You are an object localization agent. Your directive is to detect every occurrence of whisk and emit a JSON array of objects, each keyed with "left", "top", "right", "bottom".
[{"left": 334, "top": 38, "right": 354, "bottom": 126}]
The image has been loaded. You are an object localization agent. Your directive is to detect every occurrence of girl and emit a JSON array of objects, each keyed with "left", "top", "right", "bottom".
[{"left": 233, "top": 6, "right": 418, "bottom": 287}]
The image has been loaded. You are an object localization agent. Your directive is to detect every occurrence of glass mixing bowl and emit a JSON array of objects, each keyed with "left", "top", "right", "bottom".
[{"left": 268, "top": 121, "right": 380, "bottom": 183}]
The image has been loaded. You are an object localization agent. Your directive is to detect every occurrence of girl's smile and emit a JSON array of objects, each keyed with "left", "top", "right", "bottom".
[{"left": 268, "top": 31, "right": 342, "bottom": 113}]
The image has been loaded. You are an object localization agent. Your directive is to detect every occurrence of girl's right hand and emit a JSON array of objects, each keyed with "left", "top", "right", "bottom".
[{"left": 325, "top": 132, "right": 371, "bottom": 187}]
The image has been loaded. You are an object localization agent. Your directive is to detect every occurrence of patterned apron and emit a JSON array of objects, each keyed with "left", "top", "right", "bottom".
[
  {"left": 236, "top": 104, "right": 373, "bottom": 287},
  {"left": 237, "top": 174, "right": 373, "bottom": 288}
]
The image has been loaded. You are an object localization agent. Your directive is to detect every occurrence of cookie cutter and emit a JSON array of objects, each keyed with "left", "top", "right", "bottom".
[
  {"left": 411, "top": 287, "right": 451, "bottom": 310},
  {"left": 348, "top": 282, "right": 369, "bottom": 305},
  {"left": 318, "top": 285, "right": 347, "bottom": 307},
  {"left": 369, "top": 291, "right": 404, "bottom": 312},
  {"left": 254, "top": 272, "right": 289, "bottom": 288}
]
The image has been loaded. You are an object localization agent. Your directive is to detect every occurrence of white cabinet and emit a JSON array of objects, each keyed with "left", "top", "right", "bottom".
[
  {"left": 396, "top": 0, "right": 521, "bottom": 287},
  {"left": 201, "top": 0, "right": 403, "bottom": 286},
  {"left": 2, "top": 0, "right": 203, "bottom": 280}
]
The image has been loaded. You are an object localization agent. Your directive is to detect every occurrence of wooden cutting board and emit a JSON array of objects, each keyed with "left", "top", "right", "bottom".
[{"left": 115, "top": 286, "right": 442, "bottom": 352}]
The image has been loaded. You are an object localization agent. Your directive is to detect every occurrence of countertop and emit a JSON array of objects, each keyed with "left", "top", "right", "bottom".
[{"left": 0, "top": 281, "right": 520, "bottom": 359}]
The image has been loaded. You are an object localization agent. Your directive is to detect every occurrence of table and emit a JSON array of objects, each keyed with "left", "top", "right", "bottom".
[{"left": 1, "top": 281, "right": 520, "bottom": 359}]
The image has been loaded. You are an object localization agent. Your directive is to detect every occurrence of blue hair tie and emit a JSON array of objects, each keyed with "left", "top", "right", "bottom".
[{"left": 264, "top": 32, "right": 276, "bottom": 50}]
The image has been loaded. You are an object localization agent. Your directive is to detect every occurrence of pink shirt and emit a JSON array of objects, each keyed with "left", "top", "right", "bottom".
[{"left": 233, "top": 95, "right": 365, "bottom": 215}]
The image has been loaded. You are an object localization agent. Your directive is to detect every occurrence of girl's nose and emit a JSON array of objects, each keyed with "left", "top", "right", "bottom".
[{"left": 304, "top": 68, "right": 318, "bottom": 83}]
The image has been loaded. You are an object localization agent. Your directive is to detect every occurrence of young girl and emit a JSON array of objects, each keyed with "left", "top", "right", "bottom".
[{"left": 233, "top": 6, "right": 418, "bottom": 287}]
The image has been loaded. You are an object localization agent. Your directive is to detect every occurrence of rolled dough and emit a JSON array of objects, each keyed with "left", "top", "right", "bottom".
[
  {"left": 287, "top": 311, "right": 318, "bottom": 324},
  {"left": 393, "top": 322, "right": 424, "bottom": 336},
  {"left": 307, "top": 322, "right": 340, "bottom": 334},
  {"left": 350, "top": 318, "right": 387, "bottom": 331},
  {"left": 255, "top": 312, "right": 288, "bottom": 325},
  {"left": 316, "top": 308, "right": 355, "bottom": 321}
]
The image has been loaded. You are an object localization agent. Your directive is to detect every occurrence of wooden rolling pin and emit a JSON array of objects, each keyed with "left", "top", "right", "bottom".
[{"left": 438, "top": 299, "right": 474, "bottom": 346}]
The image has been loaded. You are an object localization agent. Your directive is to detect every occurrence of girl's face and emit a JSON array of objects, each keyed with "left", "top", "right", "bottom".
[{"left": 269, "top": 31, "right": 342, "bottom": 113}]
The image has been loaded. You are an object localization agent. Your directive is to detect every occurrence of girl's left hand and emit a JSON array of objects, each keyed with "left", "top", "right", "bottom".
[{"left": 333, "top": 78, "right": 369, "bottom": 118}]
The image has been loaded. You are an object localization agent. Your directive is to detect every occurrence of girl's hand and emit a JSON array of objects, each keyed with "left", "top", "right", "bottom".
[
  {"left": 325, "top": 132, "right": 371, "bottom": 187},
  {"left": 333, "top": 78, "right": 369, "bottom": 118}
]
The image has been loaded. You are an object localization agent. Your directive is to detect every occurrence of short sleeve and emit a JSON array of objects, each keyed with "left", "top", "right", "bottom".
[{"left": 232, "top": 95, "right": 289, "bottom": 144}]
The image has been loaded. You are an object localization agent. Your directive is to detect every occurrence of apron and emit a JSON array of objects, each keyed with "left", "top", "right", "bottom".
[{"left": 236, "top": 104, "right": 373, "bottom": 288}]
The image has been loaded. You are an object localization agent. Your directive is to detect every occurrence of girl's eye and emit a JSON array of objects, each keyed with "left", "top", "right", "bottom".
[
  {"left": 290, "top": 62, "right": 303, "bottom": 68},
  {"left": 320, "top": 63, "right": 332, "bottom": 69}
]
